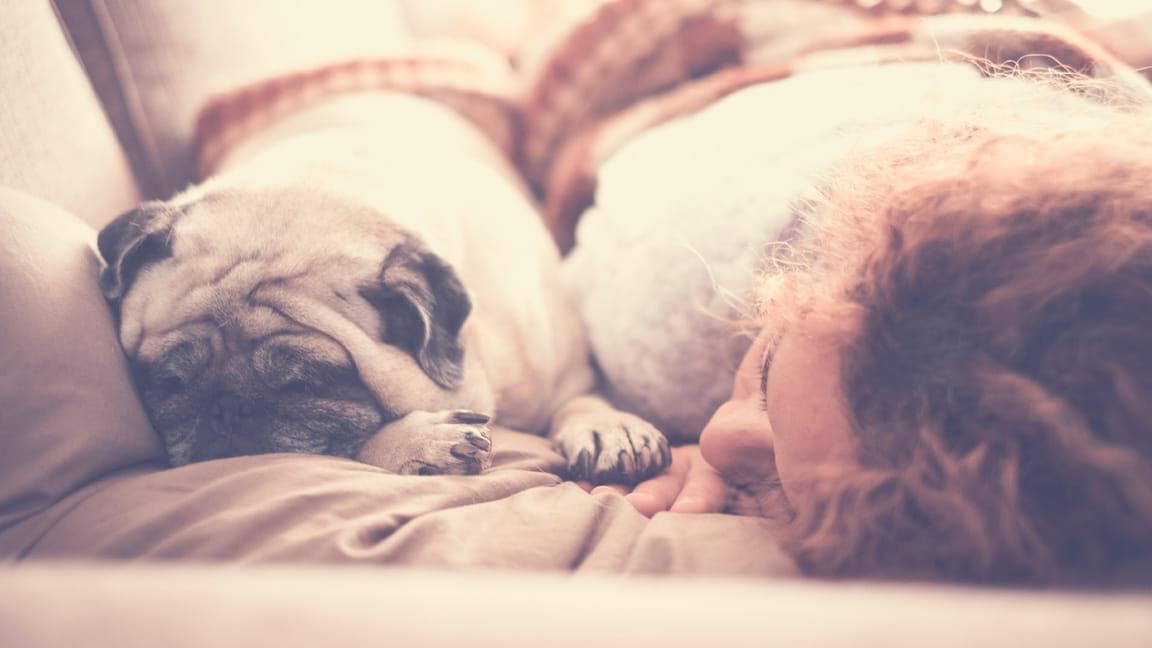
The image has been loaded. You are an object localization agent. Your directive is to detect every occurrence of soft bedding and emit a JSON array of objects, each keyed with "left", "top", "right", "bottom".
[
  {"left": 4, "top": 0, "right": 1150, "bottom": 584},
  {"left": 0, "top": 72, "right": 1109, "bottom": 575},
  {"left": 0, "top": 189, "right": 788, "bottom": 573},
  {"left": 563, "top": 61, "right": 1130, "bottom": 443},
  {"left": 9, "top": 430, "right": 788, "bottom": 573}
]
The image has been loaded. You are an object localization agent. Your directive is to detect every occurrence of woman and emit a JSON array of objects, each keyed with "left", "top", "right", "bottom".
[{"left": 551, "top": 6, "right": 1152, "bottom": 582}]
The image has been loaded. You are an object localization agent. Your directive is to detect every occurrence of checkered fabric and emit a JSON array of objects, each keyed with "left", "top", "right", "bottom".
[
  {"left": 194, "top": 43, "right": 520, "bottom": 178},
  {"left": 529, "top": 0, "right": 1148, "bottom": 251},
  {"left": 517, "top": 0, "right": 745, "bottom": 191},
  {"left": 191, "top": 0, "right": 1148, "bottom": 251}
]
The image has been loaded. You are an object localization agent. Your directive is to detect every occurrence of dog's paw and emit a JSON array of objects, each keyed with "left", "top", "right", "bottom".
[
  {"left": 553, "top": 411, "right": 670, "bottom": 485},
  {"left": 357, "top": 409, "right": 493, "bottom": 476},
  {"left": 401, "top": 409, "right": 493, "bottom": 476}
]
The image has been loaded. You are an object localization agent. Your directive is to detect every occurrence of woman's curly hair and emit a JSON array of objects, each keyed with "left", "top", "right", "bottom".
[{"left": 766, "top": 82, "right": 1152, "bottom": 585}]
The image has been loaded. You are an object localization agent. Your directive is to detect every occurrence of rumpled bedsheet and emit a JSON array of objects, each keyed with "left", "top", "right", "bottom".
[{"left": 4, "top": 426, "right": 792, "bottom": 575}]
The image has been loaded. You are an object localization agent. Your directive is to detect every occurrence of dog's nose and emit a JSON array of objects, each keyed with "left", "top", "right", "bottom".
[{"left": 208, "top": 393, "right": 255, "bottom": 430}]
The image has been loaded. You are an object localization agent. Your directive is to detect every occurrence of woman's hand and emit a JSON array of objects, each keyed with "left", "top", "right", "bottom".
[{"left": 577, "top": 444, "right": 728, "bottom": 517}]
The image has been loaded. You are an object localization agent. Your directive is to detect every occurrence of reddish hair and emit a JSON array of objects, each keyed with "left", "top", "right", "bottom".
[{"left": 770, "top": 101, "right": 1152, "bottom": 584}]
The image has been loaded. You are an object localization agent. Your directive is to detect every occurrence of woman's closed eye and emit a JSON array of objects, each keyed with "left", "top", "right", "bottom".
[{"left": 758, "top": 330, "right": 783, "bottom": 413}]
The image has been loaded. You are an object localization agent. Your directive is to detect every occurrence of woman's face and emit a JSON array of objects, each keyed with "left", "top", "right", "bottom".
[{"left": 700, "top": 319, "right": 857, "bottom": 506}]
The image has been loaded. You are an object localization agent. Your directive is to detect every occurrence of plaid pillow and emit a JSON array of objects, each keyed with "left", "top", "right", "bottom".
[
  {"left": 194, "top": 42, "right": 519, "bottom": 178},
  {"left": 517, "top": 0, "right": 744, "bottom": 192}
]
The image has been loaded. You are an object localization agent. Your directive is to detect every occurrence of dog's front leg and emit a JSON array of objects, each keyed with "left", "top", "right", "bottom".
[
  {"left": 549, "top": 395, "right": 671, "bottom": 485},
  {"left": 356, "top": 410, "right": 493, "bottom": 475}
]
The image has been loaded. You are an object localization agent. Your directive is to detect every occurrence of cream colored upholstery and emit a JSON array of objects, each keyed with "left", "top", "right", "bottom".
[
  {"left": 55, "top": 0, "right": 412, "bottom": 197},
  {"left": 0, "top": 0, "right": 140, "bottom": 226},
  {"left": 0, "top": 190, "right": 160, "bottom": 550},
  {"left": 3, "top": 565, "right": 1152, "bottom": 648}
]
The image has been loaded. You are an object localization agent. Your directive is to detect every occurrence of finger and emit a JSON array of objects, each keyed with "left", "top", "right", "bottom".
[
  {"left": 624, "top": 449, "right": 692, "bottom": 517},
  {"left": 669, "top": 452, "right": 728, "bottom": 514},
  {"left": 574, "top": 481, "right": 593, "bottom": 493},
  {"left": 590, "top": 484, "right": 630, "bottom": 498}
]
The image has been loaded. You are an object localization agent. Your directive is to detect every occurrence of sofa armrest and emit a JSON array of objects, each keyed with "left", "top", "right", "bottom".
[
  {"left": 3, "top": 564, "right": 1151, "bottom": 647},
  {"left": 55, "top": 0, "right": 413, "bottom": 198}
]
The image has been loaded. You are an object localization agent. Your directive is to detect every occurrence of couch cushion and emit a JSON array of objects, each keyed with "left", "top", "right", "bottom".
[
  {"left": 4, "top": 565, "right": 1152, "bottom": 648},
  {"left": 0, "top": 190, "right": 162, "bottom": 545},
  {"left": 55, "top": 0, "right": 413, "bottom": 198},
  {"left": 0, "top": 0, "right": 140, "bottom": 227}
]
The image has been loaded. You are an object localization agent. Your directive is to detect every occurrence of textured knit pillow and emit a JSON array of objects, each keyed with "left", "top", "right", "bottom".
[
  {"left": 517, "top": 0, "right": 744, "bottom": 193},
  {"left": 195, "top": 42, "right": 521, "bottom": 178}
]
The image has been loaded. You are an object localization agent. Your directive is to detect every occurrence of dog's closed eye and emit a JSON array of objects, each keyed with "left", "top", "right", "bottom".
[
  {"left": 137, "top": 338, "right": 213, "bottom": 399},
  {"left": 254, "top": 342, "right": 358, "bottom": 396}
]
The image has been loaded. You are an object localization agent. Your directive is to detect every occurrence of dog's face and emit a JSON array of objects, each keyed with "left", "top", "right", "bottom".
[{"left": 97, "top": 188, "right": 481, "bottom": 466}]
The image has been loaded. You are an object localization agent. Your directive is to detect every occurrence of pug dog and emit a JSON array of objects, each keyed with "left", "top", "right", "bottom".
[{"left": 97, "top": 92, "right": 669, "bottom": 483}]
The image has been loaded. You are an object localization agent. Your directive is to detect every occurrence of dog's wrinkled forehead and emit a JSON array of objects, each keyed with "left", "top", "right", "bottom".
[
  {"left": 98, "top": 188, "right": 474, "bottom": 393},
  {"left": 101, "top": 189, "right": 401, "bottom": 352},
  {"left": 138, "top": 316, "right": 352, "bottom": 388}
]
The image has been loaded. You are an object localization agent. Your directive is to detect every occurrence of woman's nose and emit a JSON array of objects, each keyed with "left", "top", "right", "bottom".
[{"left": 699, "top": 396, "right": 776, "bottom": 484}]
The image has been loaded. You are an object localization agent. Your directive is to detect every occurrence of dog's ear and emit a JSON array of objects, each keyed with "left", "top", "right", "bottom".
[
  {"left": 97, "top": 202, "right": 178, "bottom": 301},
  {"left": 360, "top": 240, "right": 472, "bottom": 389}
]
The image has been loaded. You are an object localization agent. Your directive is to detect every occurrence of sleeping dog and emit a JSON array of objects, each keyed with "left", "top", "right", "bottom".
[{"left": 96, "top": 92, "right": 669, "bottom": 483}]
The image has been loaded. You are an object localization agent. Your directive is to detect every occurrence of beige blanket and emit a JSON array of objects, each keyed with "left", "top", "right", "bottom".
[
  {"left": 0, "top": 190, "right": 790, "bottom": 573},
  {"left": 6, "top": 427, "right": 791, "bottom": 575}
]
